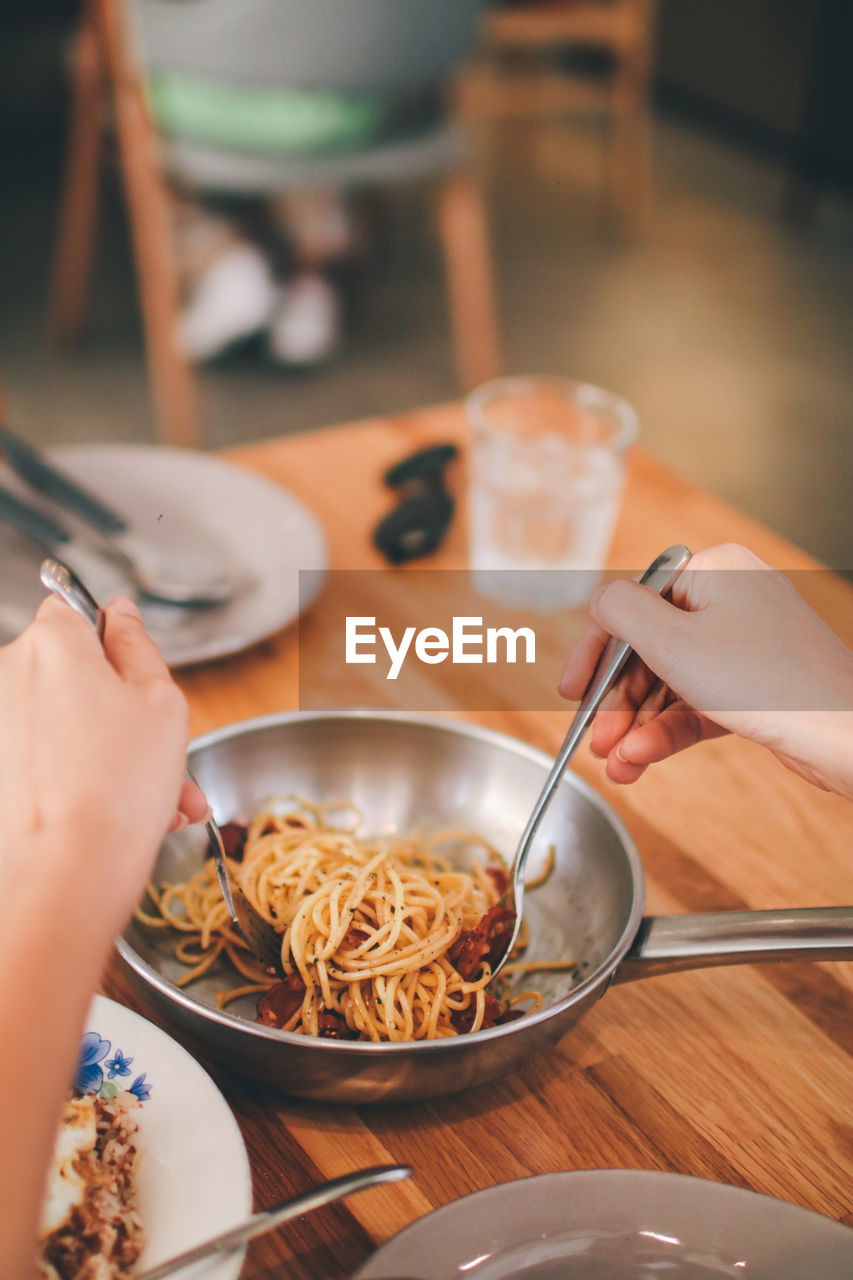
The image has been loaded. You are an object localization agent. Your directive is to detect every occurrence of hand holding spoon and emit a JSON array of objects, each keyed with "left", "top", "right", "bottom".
[
  {"left": 489, "top": 545, "right": 693, "bottom": 980},
  {"left": 41, "top": 556, "right": 289, "bottom": 973}
]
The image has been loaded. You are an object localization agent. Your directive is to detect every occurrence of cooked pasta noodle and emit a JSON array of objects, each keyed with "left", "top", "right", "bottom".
[{"left": 138, "top": 799, "right": 557, "bottom": 1041}]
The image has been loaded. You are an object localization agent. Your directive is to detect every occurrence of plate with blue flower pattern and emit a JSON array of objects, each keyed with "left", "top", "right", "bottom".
[{"left": 77, "top": 994, "right": 252, "bottom": 1278}]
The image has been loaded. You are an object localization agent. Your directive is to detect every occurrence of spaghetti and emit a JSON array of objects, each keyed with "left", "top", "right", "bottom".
[{"left": 139, "top": 799, "right": 548, "bottom": 1041}]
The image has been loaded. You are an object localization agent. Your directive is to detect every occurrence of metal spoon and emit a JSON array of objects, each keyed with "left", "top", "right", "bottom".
[
  {"left": 39, "top": 557, "right": 245, "bottom": 939},
  {"left": 136, "top": 1164, "right": 412, "bottom": 1280},
  {"left": 0, "top": 470, "right": 235, "bottom": 607},
  {"left": 489, "top": 544, "right": 693, "bottom": 980}
]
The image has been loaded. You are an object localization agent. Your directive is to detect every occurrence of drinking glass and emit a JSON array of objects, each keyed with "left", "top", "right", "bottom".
[{"left": 467, "top": 376, "right": 638, "bottom": 610}]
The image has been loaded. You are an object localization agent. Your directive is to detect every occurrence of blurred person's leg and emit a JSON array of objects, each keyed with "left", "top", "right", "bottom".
[
  {"left": 172, "top": 190, "right": 277, "bottom": 362},
  {"left": 266, "top": 189, "right": 357, "bottom": 367},
  {"left": 148, "top": 78, "right": 389, "bottom": 367}
]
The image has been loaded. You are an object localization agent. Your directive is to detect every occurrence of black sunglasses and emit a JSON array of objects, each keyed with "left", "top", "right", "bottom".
[{"left": 372, "top": 443, "right": 458, "bottom": 565}]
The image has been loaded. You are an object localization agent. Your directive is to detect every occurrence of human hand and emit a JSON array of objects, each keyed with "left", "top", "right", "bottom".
[
  {"left": 559, "top": 543, "right": 853, "bottom": 799},
  {"left": 0, "top": 596, "right": 207, "bottom": 934}
]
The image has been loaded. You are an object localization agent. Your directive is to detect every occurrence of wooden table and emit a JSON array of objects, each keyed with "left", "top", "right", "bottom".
[{"left": 105, "top": 403, "right": 853, "bottom": 1278}]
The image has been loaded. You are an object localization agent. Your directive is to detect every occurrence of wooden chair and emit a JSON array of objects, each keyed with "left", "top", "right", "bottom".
[
  {"left": 461, "top": 0, "right": 658, "bottom": 231},
  {"left": 48, "top": 0, "right": 501, "bottom": 448}
]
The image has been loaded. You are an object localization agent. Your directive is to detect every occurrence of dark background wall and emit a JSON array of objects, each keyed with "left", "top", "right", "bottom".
[
  {"left": 656, "top": 0, "right": 852, "bottom": 193},
  {"left": 658, "top": 0, "right": 817, "bottom": 139}
]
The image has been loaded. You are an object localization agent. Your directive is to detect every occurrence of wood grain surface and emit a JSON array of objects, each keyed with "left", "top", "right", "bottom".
[{"left": 103, "top": 403, "right": 853, "bottom": 1276}]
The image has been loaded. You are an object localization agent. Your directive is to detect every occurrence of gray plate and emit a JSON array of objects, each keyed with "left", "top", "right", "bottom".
[
  {"left": 353, "top": 1170, "right": 853, "bottom": 1278},
  {"left": 0, "top": 444, "right": 328, "bottom": 666}
]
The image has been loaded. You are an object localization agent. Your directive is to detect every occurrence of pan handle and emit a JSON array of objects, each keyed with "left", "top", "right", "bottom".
[{"left": 612, "top": 907, "right": 853, "bottom": 985}]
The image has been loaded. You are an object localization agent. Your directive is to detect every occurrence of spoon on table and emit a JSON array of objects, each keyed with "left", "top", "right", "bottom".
[
  {"left": 0, "top": 426, "right": 236, "bottom": 606},
  {"left": 489, "top": 544, "right": 693, "bottom": 981},
  {"left": 38, "top": 557, "right": 248, "bottom": 940},
  {"left": 136, "top": 1164, "right": 412, "bottom": 1280}
]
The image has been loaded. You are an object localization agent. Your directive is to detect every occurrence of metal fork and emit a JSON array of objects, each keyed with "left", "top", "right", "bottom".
[{"left": 136, "top": 1164, "right": 412, "bottom": 1280}]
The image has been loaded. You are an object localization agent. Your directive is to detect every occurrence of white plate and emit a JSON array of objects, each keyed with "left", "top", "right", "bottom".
[
  {"left": 0, "top": 444, "right": 328, "bottom": 666},
  {"left": 353, "top": 1170, "right": 853, "bottom": 1279},
  {"left": 73, "top": 993, "right": 252, "bottom": 1278}
]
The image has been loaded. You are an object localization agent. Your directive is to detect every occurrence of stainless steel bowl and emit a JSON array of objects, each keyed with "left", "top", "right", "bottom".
[
  {"left": 118, "top": 710, "right": 853, "bottom": 1104},
  {"left": 118, "top": 711, "right": 644, "bottom": 1102}
]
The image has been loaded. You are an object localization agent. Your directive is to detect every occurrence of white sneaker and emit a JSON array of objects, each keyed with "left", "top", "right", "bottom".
[
  {"left": 267, "top": 275, "right": 340, "bottom": 367},
  {"left": 177, "top": 244, "right": 277, "bottom": 362}
]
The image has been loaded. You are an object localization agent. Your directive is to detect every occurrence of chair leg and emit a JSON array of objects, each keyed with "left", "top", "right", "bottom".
[
  {"left": 437, "top": 170, "right": 501, "bottom": 391},
  {"left": 607, "top": 100, "right": 652, "bottom": 234},
  {"left": 47, "top": 1, "right": 103, "bottom": 344},
  {"left": 606, "top": 0, "right": 657, "bottom": 234},
  {"left": 95, "top": 0, "right": 200, "bottom": 448}
]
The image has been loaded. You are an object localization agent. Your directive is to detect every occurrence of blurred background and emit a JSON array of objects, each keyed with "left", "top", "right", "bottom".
[{"left": 1, "top": 0, "right": 851, "bottom": 567}]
